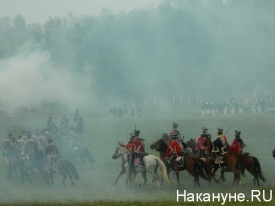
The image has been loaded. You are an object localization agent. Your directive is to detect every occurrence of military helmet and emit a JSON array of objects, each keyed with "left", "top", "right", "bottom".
[
  {"left": 173, "top": 122, "right": 178, "bottom": 128},
  {"left": 134, "top": 130, "right": 140, "bottom": 135}
]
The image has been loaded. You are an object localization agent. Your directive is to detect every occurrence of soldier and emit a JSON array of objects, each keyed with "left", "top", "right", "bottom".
[
  {"left": 167, "top": 122, "right": 182, "bottom": 144},
  {"left": 195, "top": 127, "right": 211, "bottom": 161},
  {"left": 47, "top": 117, "right": 58, "bottom": 132},
  {"left": 60, "top": 114, "right": 69, "bottom": 134},
  {"left": 212, "top": 128, "right": 230, "bottom": 164},
  {"left": 229, "top": 130, "right": 246, "bottom": 154},
  {"left": 73, "top": 110, "right": 80, "bottom": 128},
  {"left": 165, "top": 133, "right": 184, "bottom": 172},
  {"left": 45, "top": 138, "right": 59, "bottom": 157},
  {"left": 130, "top": 130, "right": 145, "bottom": 170}
]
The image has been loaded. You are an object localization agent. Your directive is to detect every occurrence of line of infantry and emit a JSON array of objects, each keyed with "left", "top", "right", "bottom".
[{"left": 122, "top": 122, "right": 246, "bottom": 171}]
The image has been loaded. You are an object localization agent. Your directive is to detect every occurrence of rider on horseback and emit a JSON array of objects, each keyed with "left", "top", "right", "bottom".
[
  {"left": 167, "top": 122, "right": 182, "bottom": 144},
  {"left": 212, "top": 128, "right": 229, "bottom": 155},
  {"left": 45, "top": 138, "right": 59, "bottom": 156},
  {"left": 195, "top": 127, "right": 211, "bottom": 161},
  {"left": 212, "top": 128, "right": 229, "bottom": 164},
  {"left": 125, "top": 134, "right": 135, "bottom": 164},
  {"left": 229, "top": 130, "right": 246, "bottom": 154},
  {"left": 130, "top": 130, "right": 146, "bottom": 171},
  {"left": 165, "top": 133, "right": 184, "bottom": 171}
]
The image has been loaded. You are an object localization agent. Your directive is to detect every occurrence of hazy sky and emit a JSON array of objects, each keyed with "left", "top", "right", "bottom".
[{"left": 0, "top": 0, "right": 163, "bottom": 23}]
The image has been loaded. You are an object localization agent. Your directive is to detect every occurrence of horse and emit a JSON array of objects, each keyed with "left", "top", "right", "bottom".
[
  {"left": 150, "top": 137, "right": 208, "bottom": 187},
  {"left": 240, "top": 153, "right": 266, "bottom": 187},
  {"left": 112, "top": 145, "right": 170, "bottom": 188},
  {"left": 0, "top": 140, "right": 20, "bottom": 179},
  {"left": 203, "top": 137, "right": 244, "bottom": 185},
  {"left": 42, "top": 155, "right": 80, "bottom": 186},
  {"left": 112, "top": 145, "right": 147, "bottom": 186},
  {"left": 58, "top": 140, "right": 96, "bottom": 169},
  {"left": 19, "top": 139, "right": 44, "bottom": 184}
]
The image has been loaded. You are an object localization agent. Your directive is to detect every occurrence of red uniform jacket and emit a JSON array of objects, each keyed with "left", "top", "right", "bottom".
[
  {"left": 195, "top": 136, "right": 208, "bottom": 151},
  {"left": 130, "top": 138, "right": 145, "bottom": 155},
  {"left": 166, "top": 140, "right": 183, "bottom": 157},
  {"left": 125, "top": 142, "right": 133, "bottom": 150},
  {"left": 229, "top": 139, "right": 241, "bottom": 154}
]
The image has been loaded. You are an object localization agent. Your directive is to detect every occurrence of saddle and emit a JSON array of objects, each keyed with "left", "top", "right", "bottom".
[
  {"left": 168, "top": 155, "right": 184, "bottom": 168},
  {"left": 134, "top": 152, "right": 148, "bottom": 167}
]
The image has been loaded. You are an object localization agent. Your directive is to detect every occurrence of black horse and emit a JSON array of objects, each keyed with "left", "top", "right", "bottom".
[{"left": 42, "top": 155, "right": 80, "bottom": 186}]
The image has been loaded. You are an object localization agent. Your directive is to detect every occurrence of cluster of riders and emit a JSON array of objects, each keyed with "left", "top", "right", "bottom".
[
  {"left": 115, "top": 122, "right": 266, "bottom": 188},
  {"left": 0, "top": 110, "right": 87, "bottom": 185}
]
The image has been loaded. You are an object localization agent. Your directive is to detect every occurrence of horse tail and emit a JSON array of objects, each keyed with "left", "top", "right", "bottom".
[
  {"left": 83, "top": 147, "right": 96, "bottom": 165},
  {"left": 155, "top": 156, "right": 171, "bottom": 185},
  {"left": 68, "top": 160, "right": 80, "bottom": 180},
  {"left": 253, "top": 157, "right": 266, "bottom": 182},
  {"left": 194, "top": 157, "right": 209, "bottom": 181}
]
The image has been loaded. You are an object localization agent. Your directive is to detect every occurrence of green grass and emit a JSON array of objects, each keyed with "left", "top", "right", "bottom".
[{"left": 0, "top": 107, "right": 275, "bottom": 205}]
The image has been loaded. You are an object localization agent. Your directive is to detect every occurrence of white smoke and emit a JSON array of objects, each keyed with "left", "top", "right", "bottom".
[{"left": 0, "top": 41, "right": 93, "bottom": 114}]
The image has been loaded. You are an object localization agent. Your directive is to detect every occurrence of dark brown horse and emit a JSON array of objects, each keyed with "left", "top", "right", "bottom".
[
  {"left": 203, "top": 137, "right": 244, "bottom": 185},
  {"left": 150, "top": 136, "right": 208, "bottom": 187},
  {"left": 42, "top": 155, "right": 80, "bottom": 186},
  {"left": 241, "top": 154, "right": 266, "bottom": 186}
]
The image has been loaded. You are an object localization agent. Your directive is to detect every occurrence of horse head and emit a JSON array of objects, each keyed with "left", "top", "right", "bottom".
[
  {"left": 150, "top": 138, "right": 167, "bottom": 152},
  {"left": 185, "top": 138, "right": 196, "bottom": 150},
  {"left": 112, "top": 146, "right": 129, "bottom": 160}
]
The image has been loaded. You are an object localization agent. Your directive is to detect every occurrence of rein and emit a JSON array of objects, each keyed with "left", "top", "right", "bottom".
[{"left": 116, "top": 147, "right": 130, "bottom": 158}]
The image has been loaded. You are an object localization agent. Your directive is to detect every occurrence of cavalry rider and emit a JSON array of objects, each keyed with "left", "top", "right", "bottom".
[
  {"left": 125, "top": 134, "right": 135, "bottom": 150},
  {"left": 229, "top": 130, "right": 246, "bottom": 154},
  {"left": 212, "top": 127, "right": 230, "bottom": 155},
  {"left": 125, "top": 134, "right": 135, "bottom": 164},
  {"left": 73, "top": 109, "right": 81, "bottom": 128},
  {"left": 47, "top": 116, "right": 58, "bottom": 133},
  {"left": 167, "top": 122, "right": 182, "bottom": 143},
  {"left": 60, "top": 114, "right": 69, "bottom": 135},
  {"left": 45, "top": 138, "right": 59, "bottom": 157},
  {"left": 165, "top": 133, "right": 184, "bottom": 171},
  {"left": 195, "top": 127, "right": 211, "bottom": 161},
  {"left": 130, "top": 130, "right": 145, "bottom": 170}
]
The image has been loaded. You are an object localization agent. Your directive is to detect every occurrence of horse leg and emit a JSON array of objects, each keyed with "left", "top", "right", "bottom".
[
  {"left": 114, "top": 168, "right": 126, "bottom": 185},
  {"left": 141, "top": 172, "right": 147, "bottom": 186},
  {"left": 175, "top": 172, "right": 180, "bottom": 186},
  {"left": 67, "top": 172, "right": 75, "bottom": 185},
  {"left": 220, "top": 167, "right": 226, "bottom": 182}
]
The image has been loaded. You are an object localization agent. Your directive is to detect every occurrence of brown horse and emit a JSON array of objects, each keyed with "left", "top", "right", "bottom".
[
  {"left": 241, "top": 154, "right": 266, "bottom": 186},
  {"left": 150, "top": 136, "right": 208, "bottom": 187},
  {"left": 203, "top": 137, "right": 244, "bottom": 185}
]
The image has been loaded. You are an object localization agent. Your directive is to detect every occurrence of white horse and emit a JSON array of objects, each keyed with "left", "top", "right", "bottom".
[{"left": 112, "top": 145, "right": 170, "bottom": 188}]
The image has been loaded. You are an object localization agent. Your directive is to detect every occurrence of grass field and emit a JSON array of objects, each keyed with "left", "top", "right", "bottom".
[{"left": 0, "top": 107, "right": 275, "bottom": 206}]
